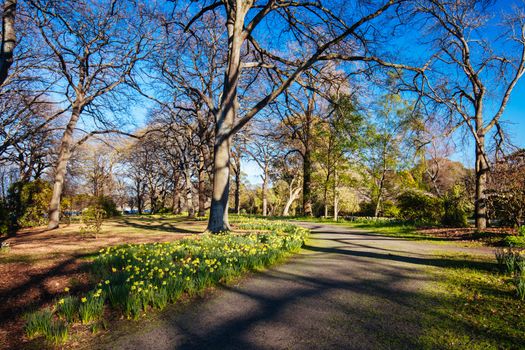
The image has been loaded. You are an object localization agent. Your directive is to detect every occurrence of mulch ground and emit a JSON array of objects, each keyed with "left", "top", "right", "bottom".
[{"left": 416, "top": 227, "right": 516, "bottom": 243}]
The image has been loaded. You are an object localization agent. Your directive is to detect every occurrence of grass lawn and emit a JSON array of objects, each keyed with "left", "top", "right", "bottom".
[{"left": 421, "top": 252, "right": 525, "bottom": 349}]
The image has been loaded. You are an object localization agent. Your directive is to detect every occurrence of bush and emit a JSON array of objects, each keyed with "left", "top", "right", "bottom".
[
  {"left": 504, "top": 235, "right": 525, "bottom": 248},
  {"left": 441, "top": 186, "right": 471, "bottom": 227},
  {"left": 2, "top": 180, "right": 52, "bottom": 233},
  {"left": 95, "top": 196, "right": 120, "bottom": 217},
  {"left": 80, "top": 206, "right": 106, "bottom": 238},
  {"left": 0, "top": 200, "right": 8, "bottom": 236},
  {"left": 396, "top": 190, "right": 444, "bottom": 225}
]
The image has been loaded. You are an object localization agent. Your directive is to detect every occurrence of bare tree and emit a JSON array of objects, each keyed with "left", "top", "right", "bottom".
[
  {"left": 175, "top": 0, "right": 421, "bottom": 232},
  {"left": 30, "top": 0, "right": 150, "bottom": 228},
  {"left": 416, "top": 0, "right": 525, "bottom": 229},
  {"left": 245, "top": 129, "right": 280, "bottom": 217}
]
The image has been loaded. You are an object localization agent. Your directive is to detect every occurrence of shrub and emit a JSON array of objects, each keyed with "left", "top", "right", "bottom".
[
  {"left": 80, "top": 206, "right": 106, "bottom": 238},
  {"left": 0, "top": 200, "right": 8, "bottom": 236},
  {"left": 441, "top": 186, "right": 471, "bottom": 227},
  {"left": 504, "top": 235, "right": 525, "bottom": 248},
  {"left": 396, "top": 190, "right": 444, "bottom": 225},
  {"left": 3, "top": 180, "right": 52, "bottom": 232},
  {"left": 519, "top": 226, "right": 525, "bottom": 237},
  {"left": 96, "top": 196, "right": 120, "bottom": 217}
]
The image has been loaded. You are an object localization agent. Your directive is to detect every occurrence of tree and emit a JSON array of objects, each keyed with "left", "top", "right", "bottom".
[
  {"left": 416, "top": 0, "right": 525, "bottom": 229},
  {"left": 176, "top": 0, "right": 418, "bottom": 232},
  {"left": 316, "top": 94, "right": 364, "bottom": 219},
  {"left": 245, "top": 129, "right": 280, "bottom": 217},
  {"left": 31, "top": 0, "right": 150, "bottom": 228},
  {"left": 0, "top": 0, "right": 17, "bottom": 85},
  {"left": 362, "top": 93, "right": 419, "bottom": 217}
]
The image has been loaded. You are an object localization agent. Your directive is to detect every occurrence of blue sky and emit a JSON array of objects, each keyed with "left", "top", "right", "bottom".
[{"left": 129, "top": 0, "right": 525, "bottom": 186}]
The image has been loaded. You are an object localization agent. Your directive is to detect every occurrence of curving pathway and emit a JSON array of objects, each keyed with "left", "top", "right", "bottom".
[{"left": 96, "top": 222, "right": 492, "bottom": 350}]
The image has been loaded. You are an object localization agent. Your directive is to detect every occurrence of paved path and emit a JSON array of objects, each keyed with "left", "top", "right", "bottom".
[{"left": 98, "top": 223, "right": 492, "bottom": 350}]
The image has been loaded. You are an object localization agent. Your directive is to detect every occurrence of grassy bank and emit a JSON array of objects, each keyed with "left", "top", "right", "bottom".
[{"left": 23, "top": 218, "right": 308, "bottom": 346}]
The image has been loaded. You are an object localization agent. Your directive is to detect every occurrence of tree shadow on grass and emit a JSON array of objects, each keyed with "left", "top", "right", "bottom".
[{"left": 120, "top": 218, "right": 201, "bottom": 235}]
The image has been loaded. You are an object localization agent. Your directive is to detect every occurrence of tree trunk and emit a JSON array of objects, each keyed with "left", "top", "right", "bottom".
[
  {"left": 207, "top": 3, "right": 246, "bottom": 232},
  {"left": 475, "top": 134, "right": 488, "bottom": 230},
  {"left": 0, "top": 0, "right": 16, "bottom": 86},
  {"left": 197, "top": 151, "right": 206, "bottom": 217},
  {"left": 48, "top": 106, "right": 81, "bottom": 229},
  {"left": 283, "top": 181, "right": 301, "bottom": 216},
  {"left": 172, "top": 190, "right": 180, "bottom": 214},
  {"left": 374, "top": 171, "right": 385, "bottom": 218},
  {"left": 234, "top": 166, "right": 241, "bottom": 215},
  {"left": 302, "top": 148, "right": 313, "bottom": 216},
  {"left": 262, "top": 166, "right": 268, "bottom": 217},
  {"left": 137, "top": 181, "right": 143, "bottom": 215},
  {"left": 333, "top": 169, "right": 339, "bottom": 221},
  {"left": 208, "top": 135, "right": 231, "bottom": 232},
  {"left": 185, "top": 165, "right": 194, "bottom": 218}
]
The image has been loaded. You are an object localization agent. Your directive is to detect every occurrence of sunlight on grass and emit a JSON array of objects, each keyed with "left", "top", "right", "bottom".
[{"left": 421, "top": 253, "right": 525, "bottom": 349}]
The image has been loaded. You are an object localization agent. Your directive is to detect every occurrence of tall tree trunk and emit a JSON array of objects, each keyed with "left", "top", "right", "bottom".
[
  {"left": 172, "top": 190, "right": 180, "bottom": 214},
  {"left": 262, "top": 166, "right": 268, "bottom": 216},
  {"left": 207, "top": 3, "right": 246, "bottom": 232},
  {"left": 208, "top": 135, "right": 231, "bottom": 232},
  {"left": 475, "top": 134, "right": 488, "bottom": 230},
  {"left": 374, "top": 171, "right": 385, "bottom": 218},
  {"left": 0, "top": 0, "right": 16, "bottom": 86},
  {"left": 137, "top": 181, "right": 144, "bottom": 215},
  {"left": 323, "top": 181, "right": 329, "bottom": 218},
  {"left": 302, "top": 147, "right": 313, "bottom": 216},
  {"left": 197, "top": 151, "right": 206, "bottom": 217},
  {"left": 171, "top": 172, "right": 179, "bottom": 214},
  {"left": 48, "top": 106, "right": 81, "bottom": 229},
  {"left": 185, "top": 165, "right": 194, "bottom": 218},
  {"left": 234, "top": 158, "right": 241, "bottom": 215},
  {"left": 333, "top": 169, "right": 339, "bottom": 221}
]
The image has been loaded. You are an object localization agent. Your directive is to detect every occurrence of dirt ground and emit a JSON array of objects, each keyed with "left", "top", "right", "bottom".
[
  {"left": 416, "top": 226, "right": 515, "bottom": 244},
  {"left": 0, "top": 215, "right": 205, "bottom": 350}
]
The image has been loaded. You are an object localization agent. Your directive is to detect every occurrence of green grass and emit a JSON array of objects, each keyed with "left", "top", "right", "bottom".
[
  {"left": 24, "top": 218, "right": 308, "bottom": 344},
  {"left": 421, "top": 253, "right": 525, "bottom": 349},
  {"left": 338, "top": 219, "right": 525, "bottom": 349}
]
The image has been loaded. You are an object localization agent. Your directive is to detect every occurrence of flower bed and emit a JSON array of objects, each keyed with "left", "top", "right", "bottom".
[{"left": 24, "top": 219, "right": 308, "bottom": 344}]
